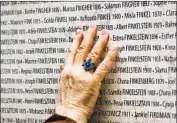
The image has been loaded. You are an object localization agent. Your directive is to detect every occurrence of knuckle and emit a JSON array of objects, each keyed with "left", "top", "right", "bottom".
[
  {"left": 107, "top": 54, "right": 116, "bottom": 62},
  {"left": 68, "top": 52, "right": 75, "bottom": 57},
  {"left": 75, "top": 53, "right": 82, "bottom": 60},
  {"left": 60, "top": 69, "right": 71, "bottom": 78},
  {"left": 88, "top": 50, "right": 99, "bottom": 59},
  {"left": 99, "top": 62, "right": 109, "bottom": 71},
  {"left": 77, "top": 44, "right": 87, "bottom": 53},
  {"left": 60, "top": 71, "right": 67, "bottom": 78},
  {"left": 67, "top": 48, "right": 75, "bottom": 57}
]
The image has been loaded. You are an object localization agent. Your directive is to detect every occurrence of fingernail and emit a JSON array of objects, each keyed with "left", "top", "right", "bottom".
[
  {"left": 101, "top": 30, "right": 107, "bottom": 35},
  {"left": 68, "top": 48, "right": 71, "bottom": 53},
  {"left": 60, "top": 65, "right": 64, "bottom": 70},
  {"left": 76, "top": 29, "right": 82, "bottom": 34},
  {"left": 112, "top": 47, "right": 118, "bottom": 51},
  {"left": 89, "top": 24, "right": 95, "bottom": 28}
]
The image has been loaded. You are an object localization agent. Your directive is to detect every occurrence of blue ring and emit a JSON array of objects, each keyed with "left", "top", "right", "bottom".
[{"left": 82, "top": 58, "right": 95, "bottom": 71}]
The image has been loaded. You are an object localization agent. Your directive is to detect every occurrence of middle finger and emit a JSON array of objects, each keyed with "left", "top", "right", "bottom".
[{"left": 75, "top": 25, "right": 97, "bottom": 64}]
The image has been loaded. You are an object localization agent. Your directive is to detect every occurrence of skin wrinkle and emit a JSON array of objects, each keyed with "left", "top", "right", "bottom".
[
  {"left": 87, "top": 50, "right": 99, "bottom": 64},
  {"left": 87, "top": 33, "right": 109, "bottom": 67},
  {"left": 55, "top": 26, "right": 118, "bottom": 123},
  {"left": 59, "top": 72, "right": 99, "bottom": 117},
  {"left": 76, "top": 44, "right": 87, "bottom": 53}
]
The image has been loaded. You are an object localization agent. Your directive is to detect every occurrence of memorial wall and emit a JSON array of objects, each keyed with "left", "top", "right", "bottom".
[{"left": 1, "top": 1, "right": 176, "bottom": 123}]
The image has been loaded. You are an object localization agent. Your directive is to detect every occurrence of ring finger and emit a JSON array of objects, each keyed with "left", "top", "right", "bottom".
[{"left": 87, "top": 30, "right": 109, "bottom": 65}]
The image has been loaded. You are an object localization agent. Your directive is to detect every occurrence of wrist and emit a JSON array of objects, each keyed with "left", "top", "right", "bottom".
[{"left": 55, "top": 106, "right": 88, "bottom": 123}]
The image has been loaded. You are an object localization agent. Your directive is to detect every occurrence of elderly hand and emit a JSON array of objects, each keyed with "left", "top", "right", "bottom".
[{"left": 56, "top": 25, "right": 117, "bottom": 123}]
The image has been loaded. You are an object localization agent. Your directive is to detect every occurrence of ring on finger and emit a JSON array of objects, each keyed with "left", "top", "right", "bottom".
[{"left": 82, "top": 58, "right": 96, "bottom": 71}]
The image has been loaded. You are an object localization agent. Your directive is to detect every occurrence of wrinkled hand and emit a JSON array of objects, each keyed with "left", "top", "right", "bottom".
[{"left": 56, "top": 25, "right": 117, "bottom": 123}]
